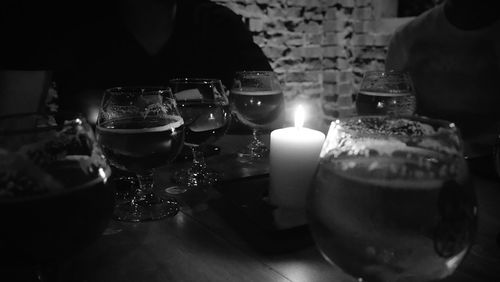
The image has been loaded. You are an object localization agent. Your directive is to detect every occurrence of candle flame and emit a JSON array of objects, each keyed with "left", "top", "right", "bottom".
[{"left": 294, "top": 105, "right": 305, "bottom": 128}]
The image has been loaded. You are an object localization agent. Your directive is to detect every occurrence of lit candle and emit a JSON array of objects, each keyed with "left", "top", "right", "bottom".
[{"left": 269, "top": 105, "right": 326, "bottom": 209}]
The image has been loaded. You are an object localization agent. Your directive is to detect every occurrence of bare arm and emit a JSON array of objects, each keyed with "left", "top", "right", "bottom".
[{"left": 0, "top": 70, "right": 51, "bottom": 115}]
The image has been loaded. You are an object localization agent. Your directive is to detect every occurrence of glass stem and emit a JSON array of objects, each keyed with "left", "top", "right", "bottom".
[
  {"left": 250, "top": 128, "right": 265, "bottom": 150},
  {"left": 134, "top": 171, "right": 155, "bottom": 204},
  {"left": 252, "top": 128, "right": 260, "bottom": 144},
  {"left": 243, "top": 128, "right": 268, "bottom": 159},
  {"left": 190, "top": 146, "right": 207, "bottom": 172}
]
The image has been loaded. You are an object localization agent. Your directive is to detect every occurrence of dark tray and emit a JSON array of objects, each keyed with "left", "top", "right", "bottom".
[{"left": 209, "top": 174, "right": 313, "bottom": 254}]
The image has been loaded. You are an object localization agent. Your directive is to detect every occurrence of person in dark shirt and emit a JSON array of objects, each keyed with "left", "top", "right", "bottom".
[
  {"left": 385, "top": 0, "right": 500, "bottom": 158},
  {"left": 0, "top": 0, "right": 272, "bottom": 120}
]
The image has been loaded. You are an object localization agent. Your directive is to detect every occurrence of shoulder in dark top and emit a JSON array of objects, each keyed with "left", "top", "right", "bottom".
[{"left": 1, "top": 0, "right": 272, "bottom": 114}]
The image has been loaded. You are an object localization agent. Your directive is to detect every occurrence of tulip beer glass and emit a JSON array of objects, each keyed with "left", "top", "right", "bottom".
[
  {"left": 96, "top": 87, "right": 184, "bottom": 222},
  {"left": 308, "top": 116, "right": 476, "bottom": 282},
  {"left": 356, "top": 70, "right": 416, "bottom": 116},
  {"left": 230, "top": 71, "right": 284, "bottom": 161},
  {"left": 169, "top": 78, "right": 231, "bottom": 189}
]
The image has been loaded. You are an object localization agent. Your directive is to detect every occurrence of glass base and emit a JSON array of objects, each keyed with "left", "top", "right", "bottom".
[
  {"left": 172, "top": 167, "right": 221, "bottom": 188},
  {"left": 113, "top": 196, "right": 179, "bottom": 222},
  {"left": 164, "top": 185, "right": 188, "bottom": 195},
  {"left": 237, "top": 143, "right": 269, "bottom": 163}
]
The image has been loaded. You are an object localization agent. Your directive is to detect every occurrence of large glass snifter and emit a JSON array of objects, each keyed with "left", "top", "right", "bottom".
[
  {"left": 307, "top": 116, "right": 477, "bottom": 282},
  {"left": 230, "top": 71, "right": 284, "bottom": 161},
  {"left": 96, "top": 87, "right": 184, "bottom": 222}
]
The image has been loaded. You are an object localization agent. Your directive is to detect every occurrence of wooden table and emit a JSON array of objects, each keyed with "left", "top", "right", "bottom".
[{"left": 57, "top": 134, "right": 500, "bottom": 282}]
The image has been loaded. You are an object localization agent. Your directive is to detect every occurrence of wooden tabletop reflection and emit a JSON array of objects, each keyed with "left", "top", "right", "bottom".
[{"left": 57, "top": 134, "right": 500, "bottom": 282}]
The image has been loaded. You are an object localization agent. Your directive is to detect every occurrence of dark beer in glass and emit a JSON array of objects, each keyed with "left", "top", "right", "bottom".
[
  {"left": 97, "top": 116, "right": 184, "bottom": 173},
  {"left": 229, "top": 89, "right": 284, "bottom": 128},
  {"left": 229, "top": 71, "right": 284, "bottom": 161},
  {"left": 355, "top": 71, "right": 416, "bottom": 116}
]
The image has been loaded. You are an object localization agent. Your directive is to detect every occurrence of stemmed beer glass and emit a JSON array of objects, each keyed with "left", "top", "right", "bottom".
[
  {"left": 168, "top": 78, "right": 231, "bottom": 190},
  {"left": 229, "top": 71, "right": 284, "bottom": 161},
  {"left": 355, "top": 70, "right": 416, "bottom": 116},
  {"left": 308, "top": 115, "right": 477, "bottom": 282},
  {"left": 96, "top": 87, "right": 185, "bottom": 222}
]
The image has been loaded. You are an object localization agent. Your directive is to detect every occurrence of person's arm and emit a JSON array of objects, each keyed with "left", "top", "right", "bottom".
[
  {"left": 198, "top": 3, "right": 272, "bottom": 87},
  {"left": 221, "top": 14, "right": 272, "bottom": 72},
  {"left": 0, "top": 70, "right": 51, "bottom": 115}
]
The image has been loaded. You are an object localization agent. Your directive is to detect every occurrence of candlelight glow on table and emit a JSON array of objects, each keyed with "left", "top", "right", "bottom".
[{"left": 269, "top": 105, "right": 325, "bottom": 209}]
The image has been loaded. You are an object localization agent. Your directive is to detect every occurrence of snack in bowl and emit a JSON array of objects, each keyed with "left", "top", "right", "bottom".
[{"left": 0, "top": 113, "right": 114, "bottom": 275}]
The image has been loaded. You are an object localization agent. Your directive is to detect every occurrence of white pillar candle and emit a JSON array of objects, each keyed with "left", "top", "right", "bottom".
[{"left": 269, "top": 105, "right": 325, "bottom": 209}]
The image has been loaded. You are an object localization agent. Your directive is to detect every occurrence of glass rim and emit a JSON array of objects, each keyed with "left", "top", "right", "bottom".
[
  {"left": 234, "top": 70, "right": 276, "bottom": 76},
  {"left": 169, "top": 78, "right": 223, "bottom": 84},
  {"left": 329, "top": 115, "right": 460, "bottom": 136},
  {"left": 362, "top": 70, "right": 410, "bottom": 77},
  {"left": 321, "top": 115, "right": 464, "bottom": 160},
  {"left": 104, "top": 86, "right": 173, "bottom": 95}
]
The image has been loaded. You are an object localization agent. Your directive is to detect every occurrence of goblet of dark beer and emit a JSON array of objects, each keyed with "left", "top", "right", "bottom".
[
  {"left": 96, "top": 87, "right": 185, "bottom": 222},
  {"left": 308, "top": 116, "right": 476, "bottom": 282},
  {"left": 168, "top": 78, "right": 231, "bottom": 190},
  {"left": 355, "top": 70, "right": 416, "bottom": 116},
  {"left": 229, "top": 71, "right": 284, "bottom": 161}
]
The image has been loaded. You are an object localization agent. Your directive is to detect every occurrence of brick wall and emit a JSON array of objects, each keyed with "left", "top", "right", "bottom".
[{"left": 215, "top": 0, "right": 414, "bottom": 130}]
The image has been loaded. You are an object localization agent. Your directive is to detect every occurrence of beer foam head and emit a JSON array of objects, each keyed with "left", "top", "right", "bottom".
[
  {"left": 340, "top": 116, "right": 437, "bottom": 136},
  {"left": 97, "top": 115, "right": 183, "bottom": 134}
]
